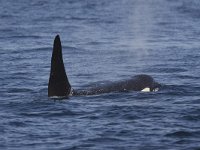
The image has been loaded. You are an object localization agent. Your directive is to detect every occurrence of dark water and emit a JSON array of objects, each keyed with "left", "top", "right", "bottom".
[{"left": 1, "top": 0, "right": 200, "bottom": 149}]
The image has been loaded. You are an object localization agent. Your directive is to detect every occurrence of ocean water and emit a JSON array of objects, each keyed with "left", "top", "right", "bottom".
[{"left": 0, "top": 0, "right": 200, "bottom": 149}]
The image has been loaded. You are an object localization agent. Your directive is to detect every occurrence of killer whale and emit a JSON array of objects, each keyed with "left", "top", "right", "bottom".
[{"left": 48, "top": 35, "right": 161, "bottom": 98}]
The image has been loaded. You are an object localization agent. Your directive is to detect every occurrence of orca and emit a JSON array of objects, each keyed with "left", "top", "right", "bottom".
[{"left": 48, "top": 35, "right": 161, "bottom": 98}]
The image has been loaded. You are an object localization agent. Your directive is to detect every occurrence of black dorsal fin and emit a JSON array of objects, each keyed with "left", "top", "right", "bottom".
[{"left": 48, "top": 35, "right": 71, "bottom": 97}]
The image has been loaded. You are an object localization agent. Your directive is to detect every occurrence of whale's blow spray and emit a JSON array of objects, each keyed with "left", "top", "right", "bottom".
[{"left": 126, "top": 0, "right": 156, "bottom": 57}]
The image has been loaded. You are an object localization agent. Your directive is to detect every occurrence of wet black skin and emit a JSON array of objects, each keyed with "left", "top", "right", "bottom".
[
  {"left": 48, "top": 35, "right": 161, "bottom": 97},
  {"left": 72, "top": 75, "right": 161, "bottom": 95}
]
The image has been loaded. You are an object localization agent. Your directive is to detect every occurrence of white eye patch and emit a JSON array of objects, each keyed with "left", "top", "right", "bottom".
[
  {"left": 141, "top": 87, "right": 159, "bottom": 92},
  {"left": 141, "top": 87, "right": 150, "bottom": 92}
]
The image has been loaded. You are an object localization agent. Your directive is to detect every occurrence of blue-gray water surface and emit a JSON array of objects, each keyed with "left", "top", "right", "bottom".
[{"left": 0, "top": 0, "right": 200, "bottom": 149}]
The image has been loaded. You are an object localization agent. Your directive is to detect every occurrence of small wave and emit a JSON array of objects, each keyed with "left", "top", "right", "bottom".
[
  {"left": 6, "top": 35, "right": 41, "bottom": 39},
  {"left": 176, "top": 75, "right": 200, "bottom": 80},
  {"left": 29, "top": 47, "right": 50, "bottom": 52},
  {"left": 48, "top": 96, "right": 69, "bottom": 100},
  {"left": 165, "top": 130, "right": 194, "bottom": 138},
  {"left": 182, "top": 114, "right": 200, "bottom": 122},
  {"left": 83, "top": 136, "right": 124, "bottom": 144},
  {"left": 145, "top": 67, "right": 187, "bottom": 74},
  {"left": 20, "top": 110, "right": 77, "bottom": 117},
  {"left": 176, "top": 1, "right": 200, "bottom": 18},
  {"left": 7, "top": 88, "right": 33, "bottom": 94},
  {"left": 157, "top": 68, "right": 187, "bottom": 73},
  {"left": 160, "top": 84, "right": 194, "bottom": 96},
  {"left": 8, "top": 121, "right": 27, "bottom": 127}
]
